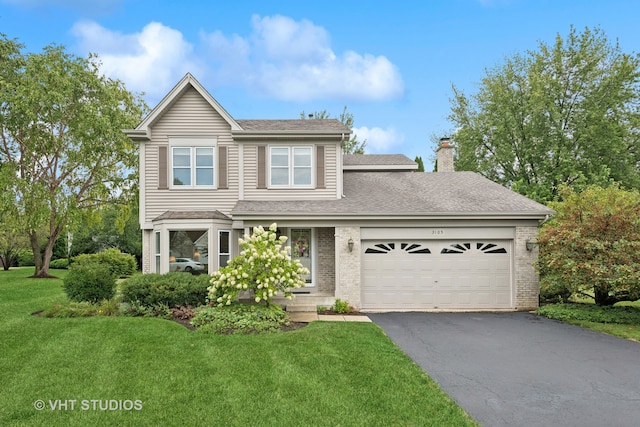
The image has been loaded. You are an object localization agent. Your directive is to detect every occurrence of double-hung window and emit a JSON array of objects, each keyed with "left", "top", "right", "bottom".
[
  {"left": 269, "top": 146, "right": 312, "bottom": 188},
  {"left": 171, "top": 139, "right": 215, "bottom": 188}
]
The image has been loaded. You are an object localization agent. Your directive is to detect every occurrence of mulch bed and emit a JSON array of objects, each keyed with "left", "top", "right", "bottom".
[{"left": 316, "top": 310, "right": 365, "bottom": 316}]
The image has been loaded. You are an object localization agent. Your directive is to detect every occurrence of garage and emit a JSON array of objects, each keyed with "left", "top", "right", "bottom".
[{"left": 361, "top": 238, "right": 513, "bottom": 311}]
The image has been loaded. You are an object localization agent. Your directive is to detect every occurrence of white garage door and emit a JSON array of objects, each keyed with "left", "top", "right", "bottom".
[{"left": 361, "top": 240, "right": 512, "bottom": 310}]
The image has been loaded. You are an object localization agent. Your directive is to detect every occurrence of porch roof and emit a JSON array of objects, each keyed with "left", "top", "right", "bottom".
[{"left": 154, "top": 210, "right": 231, "bottom": 221}]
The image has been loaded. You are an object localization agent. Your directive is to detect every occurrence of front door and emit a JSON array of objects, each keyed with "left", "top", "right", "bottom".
[{"left": 290, "top": 228, "right": 313, "bottom": 286}]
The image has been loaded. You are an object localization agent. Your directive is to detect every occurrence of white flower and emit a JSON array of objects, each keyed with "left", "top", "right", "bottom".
[{"left": 269, "top": 223, "right": 278, "bottom": 232}]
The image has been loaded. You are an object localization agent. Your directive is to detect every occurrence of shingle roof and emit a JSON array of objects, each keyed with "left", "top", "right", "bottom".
[
  {"left": 343, "top": 154, "right": 417, "bottom": 166},
  {"left": 231, "top": 171, "right": 553, "bottom": 217},
  {"left": 236, "top": 119, "right": 351, "bottom": 133},
  {"left": 154, "top": 210, "right": 231, "bottom": 221}
]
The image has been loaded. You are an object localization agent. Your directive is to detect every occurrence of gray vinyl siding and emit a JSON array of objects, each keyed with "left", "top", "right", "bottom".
[
  {"left": 243, "top": 143, "right": 340, "bottom": 200},
  {"left": 143, "top": 87, "right": 239, "bottom": 224}
]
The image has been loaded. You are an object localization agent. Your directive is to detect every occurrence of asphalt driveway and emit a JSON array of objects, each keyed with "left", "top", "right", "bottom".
[{"left": 369, "top": 312, "right": 640, "bottom": 427}]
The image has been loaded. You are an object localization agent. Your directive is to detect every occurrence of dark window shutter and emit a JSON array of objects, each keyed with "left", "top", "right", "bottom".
[
  {"left": 257, "top": 146, "right": 266, "bottom": 189},
  {"left": 218, "top": 146, "right": 228, "bottom": 189},
  {"left": 158, "top": 146, "right": 168, "bottom": 189},
  {"left": 316, "top": 145, "right": 325, "bottom": 189}
]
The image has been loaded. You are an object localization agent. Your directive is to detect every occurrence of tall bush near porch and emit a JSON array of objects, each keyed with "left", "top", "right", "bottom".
[
  {"left": 208, "top": 224, "right": 308, "bottom": 306},
  {"left": 537, "top": 186, "right": 640, "bottom": 306}
]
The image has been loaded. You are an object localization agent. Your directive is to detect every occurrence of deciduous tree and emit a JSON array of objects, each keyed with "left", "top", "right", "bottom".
[
  {"left": 0, "top": 35, "right": 147, "bottom": 277},
  {"left": 449, "top": 26, "right": 640, "bottom": 203},
  {"left": 537, "top": 186, "right": 640, "bottom": 305},
  {"left": 300, "top": 106, "right": 366, "bottom": 154}
]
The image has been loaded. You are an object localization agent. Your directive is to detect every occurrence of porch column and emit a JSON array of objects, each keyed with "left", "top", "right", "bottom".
[{"left": 335, "top": 226, "right": 362, "bottom": 309}]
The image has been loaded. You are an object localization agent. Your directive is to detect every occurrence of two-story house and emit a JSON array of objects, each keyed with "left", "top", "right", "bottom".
[{"left": 125, "top": 73, "right": 553, "bottom": 312}]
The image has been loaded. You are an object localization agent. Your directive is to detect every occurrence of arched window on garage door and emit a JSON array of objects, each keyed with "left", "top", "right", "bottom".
[
  {"left": 441, "top": 242, "right": 508, "bottom": 254},
  {"left": 364, "top": 243, "right": 431, "bottom": 254}
]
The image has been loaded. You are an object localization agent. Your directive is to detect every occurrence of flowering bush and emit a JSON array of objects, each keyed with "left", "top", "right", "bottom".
[{"left": 208, "top": 223, "right": 308, "bottom": 306}]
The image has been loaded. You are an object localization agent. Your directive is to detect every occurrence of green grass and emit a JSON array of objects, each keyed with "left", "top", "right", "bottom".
[
  {"left": 0, "top": 268, "right": 477, "bottom": 427},
  {"left": 537, "top": 302, "right": 640, "bottom": 340}
]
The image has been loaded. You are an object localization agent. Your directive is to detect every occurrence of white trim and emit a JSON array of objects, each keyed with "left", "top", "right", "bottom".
[
  {"left": 360, "top": 227, "right": 516, "bottom": 240},
  {"left": 268, "top": 145, "right": 314, "bottom": 189},
  {"left": 154, "top": 231, "right": 161, "bottom": 274},
  {"left": 139, "top": 143, "right": 147, "bottom": 229},
  {"left": 169, "top": 137, "right": 217, "bottom": 189},
  {"left": 342, "top": 164, "right": 418, "bottom": 171},
  {"left": 135, "top": 73, "right": 241, "bottom": 134}
]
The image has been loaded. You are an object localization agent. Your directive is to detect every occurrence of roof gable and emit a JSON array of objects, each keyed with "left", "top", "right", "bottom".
[{"left": 125, "top": 73, "right": 241, "bottom": 140}]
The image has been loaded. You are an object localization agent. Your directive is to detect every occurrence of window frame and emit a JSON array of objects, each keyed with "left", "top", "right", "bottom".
[
  {"left": 169, "top": 138, "right": 216, "bottom": 189},
  {"left": 268, "top": 145, "right": 313, "bottom": 188},
  {"left": 219, "top": 230, "right": 230, "bottom": 268}
]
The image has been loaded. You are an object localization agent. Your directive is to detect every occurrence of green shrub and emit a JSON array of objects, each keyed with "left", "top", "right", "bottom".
[
  {"left": 63, "top": 262, "right": 116, "bottom": 303},
  {"left": 118, "top": 301, "right": 172, "bottom": 318},
  {"left": 539, "top": 279, "right": 572, "bottom": 304},
  {"left": 332, "top": 299, "right": 355, "bottom": 314},
  {"left": 73, "top": 248, "right": 137, "bottom": 277},
  {"left": 41, "top": 299, "right": 120, "bottom": 317},
  {"left": 49, "top": 258, "right": 70, "bottom": 269},
  {"left": 191, "top": 303, "right": 290, "bottom": 334},
  {"left": 537, "top": 303, "right": 640, "bottom": 324},
  {"left": 120, "top": 272, "right": 210, "bottom": 308},
  {"left": 16, "top": 249, "right": 34, "bottom": 267}
]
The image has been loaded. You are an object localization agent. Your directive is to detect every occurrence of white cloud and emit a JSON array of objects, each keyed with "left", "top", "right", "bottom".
[
  {"left": 70, "top": 14, "right": 403, "bottom": 102},
  {"left": 352, "top": 126, "right": 404, "bottom": 153},
  {"left": 71, "top": 21, "right": 202, "bottom": 98},
  {"left": 202, "top": 14, "right": 404, "bottom": 101}
]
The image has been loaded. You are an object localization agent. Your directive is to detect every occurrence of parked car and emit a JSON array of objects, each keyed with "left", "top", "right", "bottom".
[{"left": 169, "top": 258, "right": 204, "bottom": 273}]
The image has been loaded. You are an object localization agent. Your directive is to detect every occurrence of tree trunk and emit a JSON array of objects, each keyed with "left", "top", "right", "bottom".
[
  {"left": 29, "top": 231, "right": 43, "bottom": 276},
  {"left": 593, "top": 287, "right": 619, "bottom": 306},
  {"left": 29, "top": 231, "right": 57, "bottom": 278}
]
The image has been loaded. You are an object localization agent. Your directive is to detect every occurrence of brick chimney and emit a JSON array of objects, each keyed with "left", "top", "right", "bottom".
[{"left": 436, "top": 137, "right": 454, "bottom": 172}]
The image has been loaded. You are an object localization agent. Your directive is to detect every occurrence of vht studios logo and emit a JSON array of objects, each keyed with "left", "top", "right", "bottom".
[{"left": 34, "top": 399, "right": 143, "bottom": 411}]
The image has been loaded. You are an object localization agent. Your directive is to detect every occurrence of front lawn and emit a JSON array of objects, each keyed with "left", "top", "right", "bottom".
[{"left": 0, "top": 268, "right": 477, "bottom": 426}]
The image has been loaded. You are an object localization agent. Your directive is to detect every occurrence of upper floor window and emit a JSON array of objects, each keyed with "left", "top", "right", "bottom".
[
  {"left": 170, "top": 138, "right": 215, "bottom": 188},
  {"left": 270, "top": 146, "right": 312, "bottom": 188}
]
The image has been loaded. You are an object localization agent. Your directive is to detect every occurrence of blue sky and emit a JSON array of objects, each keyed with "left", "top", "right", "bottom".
[{"left": 2, "top": 0, "right": 639, "bottom": 168}]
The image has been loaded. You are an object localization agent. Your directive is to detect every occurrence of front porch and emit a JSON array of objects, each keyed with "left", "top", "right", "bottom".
[{"left": 273, "top": 291, "right": 337, "bottom": 312}]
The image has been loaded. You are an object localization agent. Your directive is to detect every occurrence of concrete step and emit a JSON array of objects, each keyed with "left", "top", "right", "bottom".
[{"left": 285, "top": 304, "right": 318, "bottom": 312}]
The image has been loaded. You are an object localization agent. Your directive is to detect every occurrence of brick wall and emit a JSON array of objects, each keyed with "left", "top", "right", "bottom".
[
  {"left": 316, "top": 227, "right": 335, "bottom": 293},
  {"left": 335, "top": 226, "right": 362, "bottom": 309},
  {"left": 514, "top": 226, "right": 540, "bottom": 310}
]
